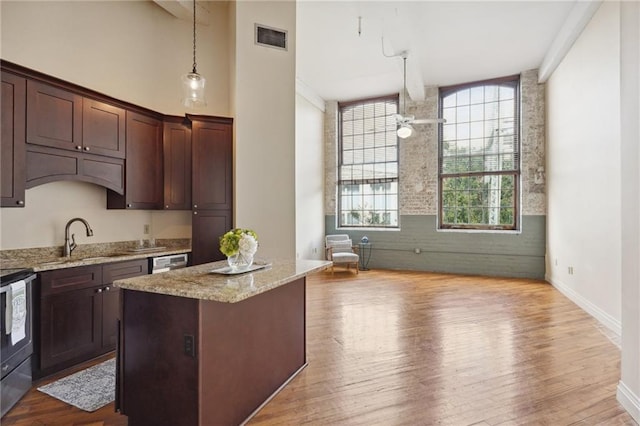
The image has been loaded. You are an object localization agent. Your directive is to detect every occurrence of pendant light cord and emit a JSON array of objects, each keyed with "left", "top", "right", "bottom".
[{"left": 192, "top": 0, "right": 197, "bottom": 74}]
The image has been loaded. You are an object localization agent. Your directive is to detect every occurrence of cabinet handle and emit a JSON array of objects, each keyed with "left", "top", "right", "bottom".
[
  {"left": 75, "top": 146, "right": 82, "bottom": 150},
  {"left": 165, "top": 205, "right": 169, "bottom": 209},
  {"left": 105, "top": 286, "right": 110, "bottom": 291},
  {"left": 97, "top": 288, "right": 103, "bottom": 293},
  {"left": 17, "top": 200, "right": 24, "bottom": 206},
  {"left": 84, "top": 146, "right": 90, "bottom": 152},
  {"left": 127, "top": 203, "right": 132, "bottom": 208},
  {"left": 193, "top": 211, "right": 198, "bottom": 215},
  {"left": 193, "top": 204, "right": 198, "bottom": 209}
]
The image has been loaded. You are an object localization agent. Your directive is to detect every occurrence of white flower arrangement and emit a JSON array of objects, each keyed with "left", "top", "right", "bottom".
[{"left": 219, "top": 228, "right": 258, "bottom": 257}]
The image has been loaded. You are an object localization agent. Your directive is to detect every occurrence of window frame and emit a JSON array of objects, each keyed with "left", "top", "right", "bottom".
[
  {"left": 438, "top": 75, "right": 521, "bottom": 231},
  {"left": 337, "top": 94, "right": 400, "bottom": 229}
]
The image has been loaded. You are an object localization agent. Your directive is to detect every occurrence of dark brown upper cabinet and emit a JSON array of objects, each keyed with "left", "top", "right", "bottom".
[
  {"left": 1, "top": 71, "right": 26, "bottom": 207},
  {"left": 107, "top": 111, "right": 163, "bottom": 209},
  {"left": 163, "top": 117, "right": 192, "bottom": 210},
  {"left": 26, "top": 80, "right": 125, "bottom": 159},
  {"left": 190, "top": 115, "right": 233, "bottom": 211}
]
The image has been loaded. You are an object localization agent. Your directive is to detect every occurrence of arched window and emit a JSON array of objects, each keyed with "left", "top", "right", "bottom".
[
  {"left": 439, "top": 75, "right": 520, "bottom": 230},
  {"left": 338, "top": 95, "right": 399, "bottom": 228}
]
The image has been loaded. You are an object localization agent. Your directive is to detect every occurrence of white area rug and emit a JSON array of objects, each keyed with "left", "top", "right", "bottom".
[{"left": 37, "top": 358, "right": 115, "bottom": 412}]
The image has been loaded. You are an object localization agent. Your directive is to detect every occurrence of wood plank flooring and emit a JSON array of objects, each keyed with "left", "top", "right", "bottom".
[{"left": 2, "top": 270, "right": 636, "bottom": 425}]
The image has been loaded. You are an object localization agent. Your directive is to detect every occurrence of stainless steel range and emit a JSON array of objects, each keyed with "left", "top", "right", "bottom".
[{"left": 1, "top": 268, "right": 36, "bottom": 418}]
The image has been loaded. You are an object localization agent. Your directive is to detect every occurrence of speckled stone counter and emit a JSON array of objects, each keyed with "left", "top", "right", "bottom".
[
  {"left": 0, "top": 239, "right": 191, "bottom": 271},
  {"left": 118, "top": 258, "right": 331, "bottom": 426},
  {"left": 114, "top": 258, "right": 331, "bottom": 303}
]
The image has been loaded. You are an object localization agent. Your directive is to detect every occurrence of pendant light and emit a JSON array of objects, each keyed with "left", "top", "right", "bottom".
[{"left": 181, "top": 0, "right": 206, "bottom": 108}]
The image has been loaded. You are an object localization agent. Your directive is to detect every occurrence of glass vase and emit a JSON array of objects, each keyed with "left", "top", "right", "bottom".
[{"left": 227, "top": 252, "right": 254, "bottom": 271}]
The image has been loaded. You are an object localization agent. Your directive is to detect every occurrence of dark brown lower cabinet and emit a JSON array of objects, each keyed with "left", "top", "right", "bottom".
[
  {"left": 119, "top": 278, "right": 306, "bottom": 426},
  {"left": 40, "top": 286, "right": 102, "bottom": 371},
  {"left": 36, "top": 259, "right": 147, "bottom": 378},
  {"left": 191, "top": 209, "right": 232, "bottom": 265}
]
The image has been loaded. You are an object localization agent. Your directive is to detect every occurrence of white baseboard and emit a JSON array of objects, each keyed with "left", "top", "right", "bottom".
[
  {"left": 617, "top": 381, "right": 640, "bottom": 424},
  {"left": 546, "top": 275, "right": 622, "bottom": 336}
]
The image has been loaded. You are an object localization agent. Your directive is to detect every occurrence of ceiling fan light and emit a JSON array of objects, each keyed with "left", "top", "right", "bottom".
[{"left": 397, "top": 123, "right": 413, "bottom": 139}]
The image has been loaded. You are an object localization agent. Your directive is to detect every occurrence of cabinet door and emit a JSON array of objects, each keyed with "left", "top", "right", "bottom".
[
  {"left": 191, "top": 119, "right": 232, "bottom": 210},
  {"left": 83, "top": 98, "right": 126, "bottom": 158},
  {"left": 192, "top": 209, "right": 232, "bottom": 265},
  {"left": 126, "top": 111, "right": 163, "bottom": 208},
  {"left": 101, "top": 286, "right": 120, "bottom": 350},
  {"left": 163, "top": 119, "right": 192, "bottom": 210},
  {"left": 40, "top": 265, "right": 102, "bottom": 297},
  {"left": 102, "top": 259, "right": 148, "bottom": 350},
  {"left": 123, "top": 112, "right": 163, "bottom": 209},
  {"left": 1, "top": 72, "right": 26, "bottom": 207},
  {"left": 40, "top": 287, "right": 102, "bottom": 370},
  {"left": 26, "top": 80, "right": 82, "bottom": 151}
]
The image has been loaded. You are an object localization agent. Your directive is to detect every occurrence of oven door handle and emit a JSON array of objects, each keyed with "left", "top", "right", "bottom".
[{"left": 0, "top": 275, "right": 36, "bottom": 293}]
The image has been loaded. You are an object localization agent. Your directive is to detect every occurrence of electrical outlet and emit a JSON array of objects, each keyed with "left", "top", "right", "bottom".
[
  {"left": 555, "top": 258, "right": 558, "bottom": 266},
  {"left": 184, "top": 335, "right": 195, "bottom": 357},
  {"left": 568, "top": 266, "right": 574, "bottom": 275},
  {"left": 144, "top": 224, "right": 150, "bottom": 235}
]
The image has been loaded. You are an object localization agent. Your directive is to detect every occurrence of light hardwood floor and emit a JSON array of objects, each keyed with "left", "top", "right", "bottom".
[{"left": 3, "top": 270, "right": 636, "bottom": 425}]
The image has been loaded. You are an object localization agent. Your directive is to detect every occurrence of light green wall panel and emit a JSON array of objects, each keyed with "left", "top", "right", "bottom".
[{"left": 325, "top": 215, "right": 546, "bottom": 279}]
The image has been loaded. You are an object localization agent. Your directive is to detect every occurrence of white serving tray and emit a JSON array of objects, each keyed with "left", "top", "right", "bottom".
[{"left": 209, "top": 261, "right": 271, "bottom": 275}]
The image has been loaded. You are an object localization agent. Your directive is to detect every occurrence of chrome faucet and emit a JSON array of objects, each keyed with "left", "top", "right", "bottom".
[{"left": 63, "top": 218, "right": 94, "bottom": 257}]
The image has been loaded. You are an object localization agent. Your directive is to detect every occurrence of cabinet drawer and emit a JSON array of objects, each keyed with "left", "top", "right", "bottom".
[
  {"left": 40, "top": 265, "right": 102, "bottom": 297},
  {"left": 103, "top": 259, "right": 148, "bottom": 283}
]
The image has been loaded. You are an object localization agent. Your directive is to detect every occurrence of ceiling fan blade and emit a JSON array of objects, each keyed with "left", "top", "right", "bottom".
[{"left": 412, "top": 118, "right": 447, "bottom": 124}]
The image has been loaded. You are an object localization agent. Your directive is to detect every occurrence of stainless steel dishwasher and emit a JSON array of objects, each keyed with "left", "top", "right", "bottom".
[{"left": 149, "top": 253, "right": 188, "bottom": 274}]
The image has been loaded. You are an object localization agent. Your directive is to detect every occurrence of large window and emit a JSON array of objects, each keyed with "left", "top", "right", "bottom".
[
  {"left": 338, "top": 95, "right": 399, "bottom": 228},
  {"left": 439, "top": 76, "right": 520, "bottom": 230}
]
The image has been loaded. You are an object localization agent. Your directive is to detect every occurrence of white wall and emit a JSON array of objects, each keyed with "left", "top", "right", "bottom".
[
  {"left": 618, "top": 0, "right": 640, "bottom": 421},
  {"left": 0, "top": 1, "right": 230, "bottom": 249},
  {"left": 231, "top": 2, "right": 296, "bottom": 260},
  {"left": 546, "top": 2, "right": 622, "bottom": 332},
  {"left": 0, "top": 181, "right": 191, "bottom": 249},
  {"left": 295, "top": 92, "right": 325, "bottom": 260},
  {"left": 0, "top": 0, "right": 230, "bottom": 116}
]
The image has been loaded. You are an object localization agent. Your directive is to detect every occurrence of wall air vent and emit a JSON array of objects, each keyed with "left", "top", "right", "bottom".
[{"left": 255, "top": 24, "right": 288, "bottom": 51}]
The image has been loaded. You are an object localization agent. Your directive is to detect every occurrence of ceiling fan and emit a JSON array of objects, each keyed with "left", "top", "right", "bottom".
[{"left": 395, "top": 52, "right": 446, "bottom": 139}]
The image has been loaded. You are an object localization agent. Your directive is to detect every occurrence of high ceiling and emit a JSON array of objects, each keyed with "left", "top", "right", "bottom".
[{"left": 296, "top": 1, "right": 577, "bottom": 102}]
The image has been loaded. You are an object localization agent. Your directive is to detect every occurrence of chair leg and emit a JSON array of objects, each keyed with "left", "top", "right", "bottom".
[{"left": 355, "top": 262, "right": 359, "bottom": 274}]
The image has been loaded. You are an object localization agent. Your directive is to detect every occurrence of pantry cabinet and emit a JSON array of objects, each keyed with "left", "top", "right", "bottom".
[{"left": 189, "top": 115, "right": 234, "bottom": 265}]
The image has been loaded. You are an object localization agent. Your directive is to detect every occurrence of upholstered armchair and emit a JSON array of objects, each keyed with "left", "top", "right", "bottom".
[{"left": 325, "top": 234, "right": 359, "bottom": 274}]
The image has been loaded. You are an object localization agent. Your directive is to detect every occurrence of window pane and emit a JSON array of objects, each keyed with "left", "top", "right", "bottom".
[
  {"left": 457, "top": 89, "right": 470, "bottom": 106},
  {"left": 457, "top": 105, "right": 470, "bottom": 122},
  {"left": 470, "top": 104, "right": 483, "bottom": 122}
]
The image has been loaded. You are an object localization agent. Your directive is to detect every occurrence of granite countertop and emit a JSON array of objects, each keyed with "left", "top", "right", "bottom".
[
  {"left": 31, "top": 247, "right": 191, "bottom": 272},
  {"left": 0, "top": 239, "right": 191, "bottom": 272},
  {"left": 114, "top": 259, "right": 332, "bottom": 303}
]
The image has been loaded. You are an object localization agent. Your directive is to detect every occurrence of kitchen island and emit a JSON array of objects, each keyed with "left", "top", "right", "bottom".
[{"left": 114, "top": 259, "right": 331, "bottom": 426}]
